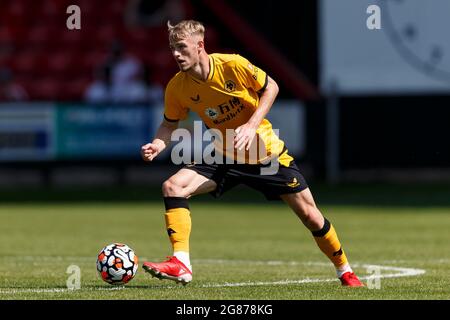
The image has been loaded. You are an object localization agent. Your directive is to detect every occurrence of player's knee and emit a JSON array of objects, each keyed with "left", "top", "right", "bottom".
[
  {"left": 299, "top": 205, "right": 323, "bottom": 231},
  {"left": 162, "top": 179, "right": 185, "bottom": 197}
]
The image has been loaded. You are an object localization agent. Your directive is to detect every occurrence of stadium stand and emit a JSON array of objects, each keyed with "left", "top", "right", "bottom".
[{"left": 0, "top": 0, "right": 221, "bottom": 102}]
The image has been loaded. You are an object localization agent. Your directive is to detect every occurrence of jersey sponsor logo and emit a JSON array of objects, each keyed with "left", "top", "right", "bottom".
[
  {"left": 210, "top": 97, "right": 245, "bottom": 125},
  {"left": 205, "top": 107, "right": 219, "bottom": 120},
  {"left": 212, "top": 106, "right": 245, "bottom": 125},
  {"left": 224, "top": 80, "right": 236, "bottom": 92}
]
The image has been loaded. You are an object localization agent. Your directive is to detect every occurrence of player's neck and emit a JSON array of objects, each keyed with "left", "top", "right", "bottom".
[{"left": 188, "top": 53, "right": 210, "bottom": 82}]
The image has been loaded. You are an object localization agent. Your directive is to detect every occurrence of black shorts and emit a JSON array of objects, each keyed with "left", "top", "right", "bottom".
[{"left": 184, "top": 160, "right": 308, "bottom": 201}]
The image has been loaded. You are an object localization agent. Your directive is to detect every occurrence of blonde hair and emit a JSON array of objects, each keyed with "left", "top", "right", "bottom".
[{"left": 167, "top": 20, "right": 205, "bottom": 42}]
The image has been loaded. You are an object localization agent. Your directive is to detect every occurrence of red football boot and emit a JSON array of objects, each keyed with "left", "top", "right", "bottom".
[
  {"left": 340, "top": 272, "right": 365, "bottom": 287},
  {"left": 143, "top": 256, "right": 192, "bottom": 285}
]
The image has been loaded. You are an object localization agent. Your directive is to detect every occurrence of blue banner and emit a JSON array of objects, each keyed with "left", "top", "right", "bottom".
[{"left": 55, "top": 104, "right": 153, "bottom": 159}]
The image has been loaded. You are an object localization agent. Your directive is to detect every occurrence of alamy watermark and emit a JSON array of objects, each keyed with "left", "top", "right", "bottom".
[
  {"left": 66, "top": 4, "right": 381, "bottom": 31},
  {"left": 66, "top": 264, "right": 81, "bottom": 290},
  {"left": 170, "top": 121, "right": 281, "bottom": 175},
  {"left": 367, "top": 4, "right": 381, "bottom": 30},
  {"left": 66, "top": 5, "right": 81, "bottom": 30},
  {"left": 366, "top": 265, "right": 381, "bottom": 289}
]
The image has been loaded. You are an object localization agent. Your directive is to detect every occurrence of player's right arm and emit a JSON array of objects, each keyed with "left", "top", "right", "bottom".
[
  {"left": 141, "top": 119, "right": 179, "bottom": 161},
  {"left": 142, "top": 77, "right": 188, "bottom": 161}
]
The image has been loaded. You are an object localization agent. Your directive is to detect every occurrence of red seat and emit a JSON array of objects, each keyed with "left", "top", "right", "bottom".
[
  {"left": 152, "top": 49, "right": 175, "bottom": 69},
  {"left": 59, "top": 29, "right": 83, "bottom": 46},
  {"left": 82, "top": 51, "right": 108, "bottom": 71},
  {"left": 47, "top": 52, "right": 73, "bottom": 74},
  {"left": 1, "top": 1, "right": 40, "bottom": 27},
  {"left": 0, "top": 55, "right": 12, "bottom": 69},
  {"left": 124, "top": 28, "right": 152, "bottom": 45},
  {"left": 59, "top": 77, "right": 90, "bottom": 101},
  {"left": 28, "top": 78, "right": 60, "bottom": 100},
  {"left": 10, "top": 52, "right": 41, "bottom": 74},
  {"left": 26, "top": 26, "right": 54, "bottom": 45},
  {"left": 74, "top": 0, "right": 95, "bottom": 14},
  {"left": 0, "top": 0, "right": 221, "bottom": 101},
  {"left": 108, "top": 1, "right": 127, "bottom": 18},
  {"left": 146, "top": 26, "right": 170, "bottom": 47},
  {"left": 0, "top": 26, "right": 14, "bottom": 43},
  {"left": 99, "top": 25, "right": 125, "bottom": 46},
  {"left": 3, "top": 1, "right": 26, "bottom": 22}
]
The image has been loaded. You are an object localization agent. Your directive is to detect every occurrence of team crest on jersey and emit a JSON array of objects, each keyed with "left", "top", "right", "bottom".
[
  {"left": 190, "top": 94, "right": 200, "bottom": 102},
  {"left": 205, "top": 107, "right": 219, "bottom": 119},
  {"left": 224, "top": 80, "right": 236, "bottom": 92}
]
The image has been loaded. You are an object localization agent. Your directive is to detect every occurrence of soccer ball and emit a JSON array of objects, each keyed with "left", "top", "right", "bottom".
[{"left": 96, "top": 243, "right": 138, "bottom": 285}]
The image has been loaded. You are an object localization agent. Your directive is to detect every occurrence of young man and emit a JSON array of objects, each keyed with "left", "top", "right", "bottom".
[{"left": 140, "top": 20, "right": 363, "bottom": 287}]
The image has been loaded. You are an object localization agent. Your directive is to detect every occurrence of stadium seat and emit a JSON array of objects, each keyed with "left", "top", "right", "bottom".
[
  {"left": 82, "top": 51, "right": 108, "bottom": 71},
  {"left": 95, "top": 25, "right": 122, "bottom": 47},
  {"left": 47, "top": 52, "right": 73, "bottom": 74},
  {"left": 10, "top": 52, "right": 40, "bottom": 74},
  {"left": 0, "top": 0, "right": 206, "bottom": 100},
  {"left": 0, "top": 27, "right": 14, "bottom": 43},
  {"left": 26, "top": 26, "right": 54, "bottom": 46},
  {"left": 2, "top": 1, "right": 27, "bottom": 25},
  {"left": 59, "top": 77, "right": 90, "bottom": 101},
  {"left": 28, "top": 78, "right": 60, "bottom": 100},
  {"left": 59, "top": 29, "right": 84, "bottom": 46}
]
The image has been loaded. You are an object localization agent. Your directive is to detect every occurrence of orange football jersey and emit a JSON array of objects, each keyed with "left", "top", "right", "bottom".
[{"left": 164, "top": 53, "right": 292, "bottom": 166}]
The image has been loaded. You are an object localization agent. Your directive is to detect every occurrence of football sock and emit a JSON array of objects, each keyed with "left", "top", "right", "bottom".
[
  {"left": 336, "top": 264, "right": 353, "bottom": 278},
  {"left": 163, "top": 197, "right": 192, "bottom": 271},
  {"left": 173, "top": 251, "right": 192, "bottom": 272},
  {"left": 312, "top": 218, "right": 350, "bottom": 276}
]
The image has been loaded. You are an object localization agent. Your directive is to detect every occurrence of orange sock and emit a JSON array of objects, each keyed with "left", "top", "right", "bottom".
[
  {"left": 312, "top": 218, "right": 349, "bottom": 269},
  {"left": 163, "top": 197, "right": 191, "bottom": 253}
]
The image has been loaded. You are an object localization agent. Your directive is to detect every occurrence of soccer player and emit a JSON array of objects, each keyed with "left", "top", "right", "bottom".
[{"left": 140, "top": 20, "right": 363, "bottom": 287}]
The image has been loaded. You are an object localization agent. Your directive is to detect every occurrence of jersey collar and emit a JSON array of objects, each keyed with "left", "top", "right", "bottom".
[
  {"left": 187, "top": 55, "right": 215, "bottom": 83},
  {"left": 207, "top": 55, "right": 215, "bottom": 81}
]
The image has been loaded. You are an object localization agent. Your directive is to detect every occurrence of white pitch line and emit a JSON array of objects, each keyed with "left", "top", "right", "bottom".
[
  {"left": 356, "top": 263, "right": 426, "bottom": 279},
  {"left": 198, "top": 277, "right": 337, "bottom": 288},
  {"left": 0, "top": 259, "right": 426, "bottom": 293},
  {"left": 197, "top": 263, "right": 425, "bottom": 288}
]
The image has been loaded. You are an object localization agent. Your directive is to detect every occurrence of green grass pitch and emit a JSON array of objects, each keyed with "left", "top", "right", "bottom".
[{"left": 0, "top": 185, "right": 449, "bottom": 300}]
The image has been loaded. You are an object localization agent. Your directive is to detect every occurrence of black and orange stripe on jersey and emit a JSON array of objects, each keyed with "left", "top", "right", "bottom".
[{"left": 164, "top": 53, "right": 293, "bottom": 166}]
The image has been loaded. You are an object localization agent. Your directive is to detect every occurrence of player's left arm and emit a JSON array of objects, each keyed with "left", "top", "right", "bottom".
[{"left": 234, "top": 76, "right": 279, "bottom": 150}]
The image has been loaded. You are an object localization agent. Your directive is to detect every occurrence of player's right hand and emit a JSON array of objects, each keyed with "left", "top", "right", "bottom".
[{"left": 141, "top": 143, "right": 160, "bottom": 161}]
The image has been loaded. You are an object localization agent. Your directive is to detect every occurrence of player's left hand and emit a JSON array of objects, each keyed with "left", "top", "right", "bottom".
[{"left": 234, "top": 123, "right": 257, "bottom": 151}]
